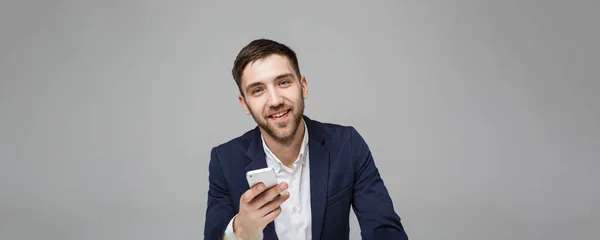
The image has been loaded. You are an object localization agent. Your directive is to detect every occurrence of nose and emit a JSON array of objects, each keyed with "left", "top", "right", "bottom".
[{"left": 267, "top": 88, "right": 284, "bottom": 107}]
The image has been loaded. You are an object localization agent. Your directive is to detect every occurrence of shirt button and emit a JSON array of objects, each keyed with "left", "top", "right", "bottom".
[{"left": 293, "top": 207, "right": 298, "bottom": 212}]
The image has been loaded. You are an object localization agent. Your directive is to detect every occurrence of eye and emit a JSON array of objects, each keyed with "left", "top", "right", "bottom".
[
  {"left": 280, "top": 80, "right": 290, "bottom": 86},
  {"left": 252, "top": 88, "right": 262, "bottom": 95}
]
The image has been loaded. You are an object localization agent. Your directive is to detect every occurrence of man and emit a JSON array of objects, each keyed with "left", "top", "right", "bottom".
[{"left": 204, "top": 38, "right": 408, "bottom": 240}]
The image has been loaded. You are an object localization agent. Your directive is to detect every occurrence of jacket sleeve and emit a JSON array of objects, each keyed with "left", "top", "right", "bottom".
[
  {"left": 349, "top": 127, "right": 409, "bottom": 240},
  {"left": 204, "top": 147, "right": 237, "bottom": 240}
]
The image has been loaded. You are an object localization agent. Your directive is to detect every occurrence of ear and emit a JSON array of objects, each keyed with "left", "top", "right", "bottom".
[
  {"left": 301, "top": 76, "right": 308, "bottom": 99},
  {"left": 238, "top": 95, "right": 251, "bottom": 115}
]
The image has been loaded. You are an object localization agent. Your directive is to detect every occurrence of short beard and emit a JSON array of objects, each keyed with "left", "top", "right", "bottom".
[{"left": 248, "top": 100, "right": 304, "bottom": 145}]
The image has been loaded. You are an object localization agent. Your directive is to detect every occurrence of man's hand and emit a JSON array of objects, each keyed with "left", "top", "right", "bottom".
[{"left": 233, "top": 182, "right": 290, "bottom": 240}]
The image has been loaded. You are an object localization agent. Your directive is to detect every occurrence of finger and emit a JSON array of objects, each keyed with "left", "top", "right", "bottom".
[
  {"left": 258, "top": 190, "right": 290, "bottom": 217},
  {"left": 252, "top": 182, "right": 288, "bottom": 207},
  {"left": 241, "top": 182, "right": 266, "bottom": 203},
  {"left": 261, "top": 206, "right": 283, "bottom": 225}
]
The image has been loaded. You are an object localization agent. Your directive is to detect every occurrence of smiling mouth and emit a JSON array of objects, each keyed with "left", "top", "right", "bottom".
[{"left": 268, "top": 109, "right": 290, "bottom": 119}]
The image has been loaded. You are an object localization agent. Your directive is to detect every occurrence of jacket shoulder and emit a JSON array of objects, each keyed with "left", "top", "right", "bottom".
[{"left": 309, "top": 118, "right": 359, "bottom": 141}]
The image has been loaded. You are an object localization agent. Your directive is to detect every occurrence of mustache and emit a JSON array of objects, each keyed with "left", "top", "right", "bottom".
[{"left": 266, "top": 105, "right": 291, "bottom": 115}]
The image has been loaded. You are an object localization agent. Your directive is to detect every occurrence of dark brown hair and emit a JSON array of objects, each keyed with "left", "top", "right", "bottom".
[{"left": 232, "top": 38, "right": 301, "bottom": 96}]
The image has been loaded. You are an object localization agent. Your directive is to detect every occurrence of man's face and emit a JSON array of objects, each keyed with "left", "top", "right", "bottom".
[{"left": 238, "top": 54, "right": 308, "bottom": 144}]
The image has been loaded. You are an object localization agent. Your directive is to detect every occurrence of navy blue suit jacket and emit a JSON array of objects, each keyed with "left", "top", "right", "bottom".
[{"left": 204, "top": 116, "right": 408, "bottom": 240}]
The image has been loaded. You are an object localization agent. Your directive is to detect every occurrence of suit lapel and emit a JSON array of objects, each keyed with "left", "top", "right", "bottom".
[
  {"left": 306, "top": 117, "right": 330, "bottom": 240},
  {"left": 244, "top": 116, "right": 329, "bottom": 240},
  {"left": 244, "top": 127, "right": 278, "bottom": 239},
  {"left": 245, "top": 126, "right": 268, "bottom": 172}
]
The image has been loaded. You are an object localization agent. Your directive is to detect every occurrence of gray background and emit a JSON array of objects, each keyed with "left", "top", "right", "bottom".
[{"left": 1, "top": 0, "right": 598, "bottom": 239}]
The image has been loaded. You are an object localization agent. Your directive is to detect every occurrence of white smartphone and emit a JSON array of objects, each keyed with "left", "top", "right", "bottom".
[{"left": 246, "top": 167, "right": 278, "bottom": 189}]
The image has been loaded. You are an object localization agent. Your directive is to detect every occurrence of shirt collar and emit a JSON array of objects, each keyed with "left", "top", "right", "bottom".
[{"left": 261, "top": 121, "right": 309, "bottom": 173}]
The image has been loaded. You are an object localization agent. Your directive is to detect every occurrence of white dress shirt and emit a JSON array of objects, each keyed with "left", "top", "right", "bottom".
[{"left": 224, "top": 122, "right": 312, "bottom": 240}]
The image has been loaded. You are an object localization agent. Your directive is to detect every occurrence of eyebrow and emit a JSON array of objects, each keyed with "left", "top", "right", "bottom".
[{"left": 245, "top": 73, "right": 295, "bottom": 93}]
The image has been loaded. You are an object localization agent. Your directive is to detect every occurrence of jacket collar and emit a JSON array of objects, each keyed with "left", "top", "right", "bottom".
[
  {"left": 243, "top": 115, "right": 330, "bottom": 240},
  {"left": 244, "top": 115, "right": 326, "bottom": 171}
]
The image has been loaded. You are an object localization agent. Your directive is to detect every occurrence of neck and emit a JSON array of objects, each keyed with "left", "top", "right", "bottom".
[{"left": 262, "top": 119, "right": 306, "bottom": 168}]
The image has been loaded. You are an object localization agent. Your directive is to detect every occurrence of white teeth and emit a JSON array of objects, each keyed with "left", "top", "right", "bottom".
[{"left": 272, "top": 110, "right": 288, "bottom": 118}]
